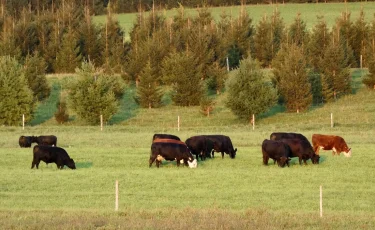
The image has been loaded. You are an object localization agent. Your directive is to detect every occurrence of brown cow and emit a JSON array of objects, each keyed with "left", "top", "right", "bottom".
[{"left": 312, "top": 134, "right": 351, "bottom": 157}]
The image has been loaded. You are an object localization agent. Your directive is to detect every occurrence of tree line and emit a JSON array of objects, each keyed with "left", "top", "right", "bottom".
[{"left": 1, "top": 1, "right": 375, "bottom": 125}]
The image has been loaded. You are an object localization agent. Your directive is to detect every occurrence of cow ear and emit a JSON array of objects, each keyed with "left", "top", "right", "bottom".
[{"left": 234, "top": 148, "right": 237, "bottom": 152}]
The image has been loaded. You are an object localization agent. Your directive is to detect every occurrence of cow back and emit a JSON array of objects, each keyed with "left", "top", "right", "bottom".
[{"left": 152, "top": 134, "right": 181, "bottom": 141}]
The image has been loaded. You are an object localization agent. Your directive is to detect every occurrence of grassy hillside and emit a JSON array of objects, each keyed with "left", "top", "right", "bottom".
[
  {"left": 0, "top": 69, "right": 374, "bottom": 228},
  {"left": 94, "top": 2, "right": 375, "bottom": 41}
]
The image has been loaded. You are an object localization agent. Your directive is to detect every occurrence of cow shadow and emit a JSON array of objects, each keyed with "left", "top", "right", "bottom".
[{"left": 75, "top": 161, "right": 93, "bottom": 169}]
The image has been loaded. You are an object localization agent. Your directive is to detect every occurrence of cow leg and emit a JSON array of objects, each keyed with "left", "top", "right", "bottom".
[
  {"left": 221, "top": 152, "right": 224, "bottom": 159},
  {"left": 149, "top": 156, "right": 156, "bottom": 167},
  {"left": 263, "top": 155, "right": 269, "bottom": 166},
  {"left": 31, "top": 159, "right": 39, "bottom": 169},
  {"left": 156, "top": 160, "right": 160, "bottom": 168},
  {"left": 313, "top": 146, "right": 320, "bottom": 154},
  {"left": 176, "top": 159, "right": 181, "bottom": 167},
  {"left": 298, "top": 157, "right": 303, "bottom": 165},
  {"left": 211, "top": 150, "right": 215, "bottom": 158}
]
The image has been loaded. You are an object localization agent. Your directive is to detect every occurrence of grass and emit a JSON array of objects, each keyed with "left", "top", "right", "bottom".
[
  {"left": 1, "top": 76, "right": 375, "bottom": 228},
  {"left": 93, "top": 2, "right": 375, "bottom": 41}
]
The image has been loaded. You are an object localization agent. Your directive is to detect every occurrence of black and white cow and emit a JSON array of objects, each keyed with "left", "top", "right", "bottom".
[
  {"left": 185, "top": 135, "right": 214, "bottom": 161},
  {"left": 31, "top": 145, "right": 75, "bottom": 170},
  {"left": 149, "top": 139, "right": 197, "bottom": 168}
]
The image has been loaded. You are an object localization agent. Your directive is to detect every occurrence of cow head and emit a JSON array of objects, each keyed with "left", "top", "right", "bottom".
[
  {"left": 230, "top": 148, "right": 237, "bottom": 159},
  {"left": 277, "top": 157, "right": 290, "bottom": 168},
  {"left": 66, "top": 158, "right": 76, "bottom": 169},
  {"left": 187, "top": 158, "right": 198, "bottom": 168},
  {"left": 343, "top": 148, "right": 352, "bottom": 157},
  {"left": 311, "top": 154, "right": 320, "bottom": 164}
]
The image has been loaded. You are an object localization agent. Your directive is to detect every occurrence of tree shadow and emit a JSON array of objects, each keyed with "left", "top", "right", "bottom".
[
  {"left": 75, "top": 161, "right": 93, "bottom": 169},
  {"left": 109, "top": 85, "right": 139, "bottom": 124},
  {"left": 258, "top": 104, "right": 286, "bottom": 119},
  {"left": 29, "top": 81, "right": 60, "bottom": 126}
]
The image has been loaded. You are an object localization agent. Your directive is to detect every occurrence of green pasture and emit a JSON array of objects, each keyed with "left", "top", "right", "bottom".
[
  {"left": 94, "top": 2, "right": 375, "bottom": 41},
  {"left": 1, "top": 71, "right": 375, "bottom": 228}
]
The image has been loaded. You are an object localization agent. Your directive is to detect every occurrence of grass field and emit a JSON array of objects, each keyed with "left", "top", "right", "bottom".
[
  {"left": 1, "top": 69, "right": 375, "bottom": 228},
  {"left": 94, "top": 2, "right": 375, "bottom": 41}
]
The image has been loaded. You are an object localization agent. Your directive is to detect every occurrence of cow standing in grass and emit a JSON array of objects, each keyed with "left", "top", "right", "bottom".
[
  {"left": 312, "top": 134, "right": 351, "bottom": 157},
  {"left": 150, "top": 139, "right": 197, "bottom": 168},
  {"left": 185, "top": 135, "right": 214, "bottom": 161},
  {"left": 32, "top": 135, "right": 57, "bottom": 146},
  {"left": 262, "top": 139, "right": 291, "bottom": 167},
  {"left": 31, "top": 145, "right": 76, "bottom": 170},
  {"left": 204, "top": 135, "right": 237, "bottom": 159}
]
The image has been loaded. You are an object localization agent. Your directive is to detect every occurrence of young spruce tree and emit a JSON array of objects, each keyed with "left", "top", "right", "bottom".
[
  {"left": 272, "top": 43, "right": 312, "bottom": 112},
  {"left": 136, "top": 61, "right": 163, "bottom": 108},
  {"left": 0, "top": 56, "right": 34, "bottom": 125},
  {"left": 69, "top": 61, "right": 118, "bottom": 125},
  {"left": 226, "top": 57, "right": 277, "bottom": 123}
]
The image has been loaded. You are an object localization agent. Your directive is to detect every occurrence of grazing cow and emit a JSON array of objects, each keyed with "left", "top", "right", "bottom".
[
  {"left": 19, "top": 136, "right": 33, "bottom": 148},
  {"left": 152, "top": 134, "right": 181, "bottom": 141},
  {"left": 279, "top": 139, "right": 320, "bottom": 165},
  {"left": 204, "top": 135, "right": 237, "bottom": 159},
  {"left": 270, "top": 132, "right": 309, "bottom": 143},
  {"left": 31, "top": 145, "right": 76, "bottom": 169},
  {"left": 262, "top": 139, "right": 291, "bottom": 167},
  {"left": 150, "top": 139, "right": 197, "bottom": 168},
  {"left": 32, "top": 135, "right": 57, "bottom": 146},
  {"left": 185, "top": 135, "right": 214, "bottom": 161},
  {"left": 312, "top": 134, "right": 352, "bottom": 157}
]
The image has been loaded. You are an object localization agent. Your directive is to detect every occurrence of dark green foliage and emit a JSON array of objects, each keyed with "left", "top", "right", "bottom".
[
  {"left": 54, "top": 29, "right": 82, "bottom": 73},
  {"left": 136, "top": 61, "right": 163, "bottom": 108},
  {"left": 272, "top": 43, "right": 312, "bottom": 112},
  {"left": 0, "top": 56, "right": 34, "bottom": 126},
  {"left": 351, "top": 9, "right": 368, "bottom": 67},
  {"left": 24, "top": 52, "right": 51, "bottom": 101},
  {"left": 162, "top": 51, "right": 204, "bottom": 106},
  {"left": 307, "top": 16, "right": 330, "bottom": 70},
  {"left": 288, "top": 13, "right": 309, "bottom": 47},
  {"left": 253, "top": 15, "right": 273, "bottom": 67},
  {"left": 54, "top": 100, "right": 69, "bottom": 124},
  {"left": 206, "top": 61, "right": 228, "bottom": 94},
  {"left": 363, "top": 55, "right": 375, "bottom": 89},
  {"left": 226, "top": 57, "right": 277, "bottom": 122},
  {"left": 309, "top": 72, "right": 323, "bottom": 105},
  {"left": 69, "top": 62, "right": 119, "bottom": 125},
  {"left": 319, "top": 40, "right": 352, "bottom": 102}
]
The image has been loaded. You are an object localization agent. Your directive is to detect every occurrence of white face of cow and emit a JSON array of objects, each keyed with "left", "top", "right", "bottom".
[
  {"left": 343, "top": 149, "right": 352, "bottom": 157},
  {"left": 187, "top": 159, "right": 197, "bottom": 168}
]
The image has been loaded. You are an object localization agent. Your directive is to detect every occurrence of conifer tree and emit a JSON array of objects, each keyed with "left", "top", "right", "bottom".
[
  {"left": 0, "top": 16, "right": 22, "bottom": 59},
  {"left": 253, "top": 14, "right": 273, "bottom": 67},
  {"left": 54, "top": 100, "right": 69, "bottom": 124},
  {"left": 307, "top": 16, "right": 330, "bottom": 70},
  {"left": 319, "top": 38, "right": 352, "bottom": 102},
  {"left": 0, "top": 56, "right": 34, "bottom": 126},
  {"left": 54, "top": 29, "right": 82, "bottom": 73},
  {"left": 226, "top": 57, "right": 277, "bottom": 122},
  {"left": 162, "top": 51, "right": 204, "bottom": 106},
  {"left": 136, "top": 61, "right": 163, "bottom": 108},
  {"left": 24, "top": 52, "right": 51, "bottom": 101},
  {"left": 69, "top": 61, "right": 118, "bottom": 125},
  {"left": 363, "top": 55, "right": 375, "bottom": 89},
  {"left": 288, "top": 13, "right": 309, "bottom": 47},
  {"left": 206, "top": 61, "right": 227, "bottom": 94},
  {"left": 351, "top": 8, "right": 368, "bottom": 67},
  {"left": 272, "top": 43, "right": 312, "bottom": 112}
]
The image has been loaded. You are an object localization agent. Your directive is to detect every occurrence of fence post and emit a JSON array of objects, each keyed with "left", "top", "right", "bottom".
[
  {"left": 100, "top": 114, "right": 103, "bottom": 131},
  {"left": 320, "top": 185, "right": 323, "bottom": 217},
  {"left": 226, "top": 57, "right": 230, "bottom": 72},
  {"left": 22, "top": 114, "right": 25, "bottom": 130},
  {"left": 330, "top": 113, "right": 333, "bottom": 128},
  {"left": 115, "top": 180, "right": 119, "bottom": 211},
  {"left": 252, "top": 114, "right": 255, "bottom": 130},
  {"left": 178, "top": 115, "right": 180, "bottom": 131}
]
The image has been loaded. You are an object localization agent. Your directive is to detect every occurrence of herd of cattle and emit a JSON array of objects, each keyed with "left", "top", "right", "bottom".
[{"left": 19, "top": 132, "right": 352, "bottom": 169}]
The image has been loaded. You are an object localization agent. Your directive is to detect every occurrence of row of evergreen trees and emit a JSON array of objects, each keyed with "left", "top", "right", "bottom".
[{"left": 1, "top": 2, "right": 375, "bottom": 125}]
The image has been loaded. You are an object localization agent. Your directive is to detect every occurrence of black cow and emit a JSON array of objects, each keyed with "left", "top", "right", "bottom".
[
  {"left": 261, "top": 139, "right": 291, "bottom": 167},
  {"left": 32, "top": 135, "right": 57, "bottom": 146},
  {"left": 152, "top": 134, "right": 181, "bottom": 141},
  {"left": 204, "top": 135, "right": 237, "bottom": 159},
  {"left": 185, "top": 136, "right": 214, "bottom": 161},
  {"left": 280, "top": 139, "right": 320, "bottom": 165},
  {"left": 149, "top": 139, "right": 197, "bottom": 168},
  {"left": 31, "top": 145, "right": 76, "bottom": 170},
  {"left": 270, "top": 132, "right": 309, "bottom": 143},
  {"left": 19, "top": 136, "right": 33, "bottom": 147}
]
